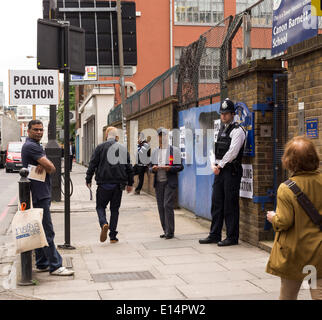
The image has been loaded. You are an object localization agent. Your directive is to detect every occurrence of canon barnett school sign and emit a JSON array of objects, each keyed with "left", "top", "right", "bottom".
[
  {"left": 272, "top": 0, "right": 318, "bottom": 56},
  {"left": 8, "top": 70, "right": 59, "bottom": 105}
]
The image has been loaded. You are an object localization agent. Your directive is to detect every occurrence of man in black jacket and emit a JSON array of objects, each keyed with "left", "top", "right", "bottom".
[
  {"left": 85, "top": 127, "right": 134, "bottom": 243},
  {"left": 150, "top": 128, "right": 184, "bottom": 239}
]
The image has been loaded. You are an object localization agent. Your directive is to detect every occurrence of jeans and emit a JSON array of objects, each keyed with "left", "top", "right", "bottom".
[
  {"left": 96, "top": 185, "right": 123, "bottom": 239},
  {"left": 33, "top": 198, "right": 62, "bottom": 273}
]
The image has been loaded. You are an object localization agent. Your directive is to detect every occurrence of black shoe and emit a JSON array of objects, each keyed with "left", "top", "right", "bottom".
[
  {"left": 165, "top": 235, "right": 174, "bottom": 239},
  {"left": 160, "top": 234, "right": 166, "bottom": 238},
  {"left": 134, "top": 190, "right": 140, "bottom": 195},
  {"left": 217, "top": 239, "right": 238, "bottom": 247},
  {"left": 199, "top": 237, "right": 220, "bottom": 244}
]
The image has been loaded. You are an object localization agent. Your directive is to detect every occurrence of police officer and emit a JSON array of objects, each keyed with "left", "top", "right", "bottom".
[{"left": 199, "top": 99, "right": 246, "bottom": 246}]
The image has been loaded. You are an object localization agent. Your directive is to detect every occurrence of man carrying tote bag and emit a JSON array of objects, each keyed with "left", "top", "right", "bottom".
[{"left": 20, "top": 120, "right": 74, "bottom": 276}]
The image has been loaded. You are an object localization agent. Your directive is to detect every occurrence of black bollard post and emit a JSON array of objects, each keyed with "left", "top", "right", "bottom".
[{"left": 18, "top": 168, "right": 34, "bottom": 286}]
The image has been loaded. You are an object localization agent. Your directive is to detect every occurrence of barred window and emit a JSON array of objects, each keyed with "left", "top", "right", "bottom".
[
  {"left": 175, "top": 47, "right": 220, "bottom": 83},
  {"left": 175, "top": 0, "right": 224, "bottom": 25},
  {"left": 236, "top": 48, "right": 271, "bottom": 66},
  {"left": 236, "top": 0, "right": 273, "bottom": 27}
]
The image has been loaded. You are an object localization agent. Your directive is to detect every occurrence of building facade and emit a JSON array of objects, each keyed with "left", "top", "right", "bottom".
[{"left": 75, "top": 0, "right": 273, "bottom": 163}]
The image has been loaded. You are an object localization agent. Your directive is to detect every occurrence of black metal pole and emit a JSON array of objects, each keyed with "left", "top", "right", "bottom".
[
  {"left": 58, "top": 24, "right": 75, "bottom": 250},
  {"left": 45, "top": 105, "right": 62, "bottom": 202},
  {"left": 45, "top": 0, "right": 61, "bottom": 203},
  {"left": 18, "top": 168, "right": 34, "bottom": 286}
]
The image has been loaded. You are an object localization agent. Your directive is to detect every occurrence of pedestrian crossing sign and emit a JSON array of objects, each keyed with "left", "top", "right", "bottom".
[{"left": 311, "top": 0, "right": 322, "bottom": 16}]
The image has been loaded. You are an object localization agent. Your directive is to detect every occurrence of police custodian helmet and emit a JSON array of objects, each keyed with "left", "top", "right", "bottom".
[{"left": 220, "top": 98, "right": 235, "bottom": 114}]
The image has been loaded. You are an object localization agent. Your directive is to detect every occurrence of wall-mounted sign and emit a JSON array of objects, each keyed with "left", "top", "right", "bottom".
[
  {"left": 240, "top": 164, "right": 253, "bottom": 199},
  {"left": 272, "top": 0, "right": 318, "bottom": 56},
  {"left": 235, "top": 102, "right": 255, "bottom": 157},
  {"left": 71, "top": 66, "right": 97, "bottom": 81},
  {"left": 8, "top": 70, "right": 59, "bottom": 105},
  {"left": 306, "top": 118, "right": 318, "bottom": 138}
]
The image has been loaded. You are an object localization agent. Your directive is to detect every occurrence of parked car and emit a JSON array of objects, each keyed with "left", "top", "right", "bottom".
[{"left": 5, "top": 142, "right": 23, "bottom": 173}]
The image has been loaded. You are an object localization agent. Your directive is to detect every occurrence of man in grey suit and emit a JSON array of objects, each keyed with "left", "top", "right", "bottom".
[{"left": 150, "top": 128, "right": 184, "bottom": 239}]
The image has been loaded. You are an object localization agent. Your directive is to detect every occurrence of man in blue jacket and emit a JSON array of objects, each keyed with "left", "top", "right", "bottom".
[
  {"left": 86, "top": 127, "right": 134, "bottom": 244},
  {"left": 150, "top": 128, "right": 184, "bottom": 239}
]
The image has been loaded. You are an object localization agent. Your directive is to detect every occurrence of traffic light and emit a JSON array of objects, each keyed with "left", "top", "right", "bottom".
[
  {"left": 43, "top": 0, "right": 137, "bottom": 66},
  {"left": 37, "top": 19, "right": 85, "bottom": 75}
]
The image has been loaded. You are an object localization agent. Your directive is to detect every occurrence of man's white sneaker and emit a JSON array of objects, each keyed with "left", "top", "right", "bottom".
[{"left": 50, "top": 267, "right": 74, "bottom": 276}]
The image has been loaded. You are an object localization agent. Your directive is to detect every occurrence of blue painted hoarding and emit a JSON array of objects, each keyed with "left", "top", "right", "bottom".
[
  {"left": 272, "top": 0, "right": 318, "bottom": 56},
  {"left": 178, "top": 102, "right": 255, "bottom": 219}
]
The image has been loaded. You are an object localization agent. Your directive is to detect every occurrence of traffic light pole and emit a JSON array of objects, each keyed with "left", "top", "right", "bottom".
[
  {"left": 45, "top": 0, "right": 62, "bottom": 202},
  {"left": 117, "top": 0, "right": 127, "bottom": 144},
  {"left": 58, "top": 24, "right": 75, "bottom": 250}
]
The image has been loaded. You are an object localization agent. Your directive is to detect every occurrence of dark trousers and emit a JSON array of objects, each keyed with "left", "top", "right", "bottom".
[
  {"left": 209, "top": 165, "right": 242, "bottom": 242},
  {"left": 135, "top": 166, "right": 146, "bottom": 192},
  {"left": 155, "top": 182, "right": 176, "bottom": 237},
  {"left": 69, "top": 156, "right": 73, "bottom": 172},
  {"left": 96, "top": 185, "right": 123, "bottom": 239},
  {"left": 33, "top": 198, "right": 62, "bottom": 273}
]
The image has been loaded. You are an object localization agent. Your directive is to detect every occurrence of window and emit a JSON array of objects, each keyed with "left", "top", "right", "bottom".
[
  {"left": 236, "top": 48, "right": 271, "bottom": 67},
  {"left": 175, "top": 47, "right": 220, "bottom": 82},
  {"left": 236, "top": 0, "right": 273, "bottom": 27},
  {"left": 175, "top": 0, "right": 224, "bottom": 25}
]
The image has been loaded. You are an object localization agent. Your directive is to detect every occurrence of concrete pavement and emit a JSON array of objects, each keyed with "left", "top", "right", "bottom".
[{"left": 1, "top": 163, "right": 312, "bottom": 300}]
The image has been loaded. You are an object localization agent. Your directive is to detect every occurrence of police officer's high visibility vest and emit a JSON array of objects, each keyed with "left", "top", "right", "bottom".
[{"left": 214, "top": 122, "right": 244, "bottom": 165}]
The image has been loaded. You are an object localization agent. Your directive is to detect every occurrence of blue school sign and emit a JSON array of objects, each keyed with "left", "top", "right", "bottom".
[{"left": 272, "top": 0, "right": 318, "bottom": 56}]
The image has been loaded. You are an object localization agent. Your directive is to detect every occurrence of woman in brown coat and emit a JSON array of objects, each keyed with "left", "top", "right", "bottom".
[{"left": 266, "top": 136, "right": 322, "bottom": 300}]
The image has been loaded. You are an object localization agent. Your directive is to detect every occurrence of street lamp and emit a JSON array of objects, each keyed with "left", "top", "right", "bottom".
[{"left": 26, "top": 55, "right": 37, "bottom": 120}]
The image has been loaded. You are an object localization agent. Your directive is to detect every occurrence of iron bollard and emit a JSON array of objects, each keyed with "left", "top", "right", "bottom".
[{"left": 18, "top": 168, "right": 34, "bottom": 286}]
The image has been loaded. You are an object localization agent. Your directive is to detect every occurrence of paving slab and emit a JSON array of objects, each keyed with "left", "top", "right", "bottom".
[
  {"left": 34, "top": 290, "right": 101, "bottom": 300},
  {"left": 217, "top": 257, "right": 270, "bottom": 271},
  {"left": 176, "top": 280, "right": 265, "bottom": 299},
  {"left": 179, "top": 270, "right": 259, "bottom": 285},
  {"left": 110, "top": 275, "right": 187, "bottom": 290},
  {"left": 99, "top": 286, "right": 185, "bottom": 300},
  {"left": 138, "top": 247, "right": 200, "bottom": 258},
  {"left": 154, "top": 262, "right": 228, "bottom": 275},
  {"left": 142, "top": 239, "right": 199, "bottom": 250},
  {"left": 158, "top": 253, "right": 226, "bottom": 265},
  {"left": 33, "top": 280, "right": 112, "bottom": 296}
]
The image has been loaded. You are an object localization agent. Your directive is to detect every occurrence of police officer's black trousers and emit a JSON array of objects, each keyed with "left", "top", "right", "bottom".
[{"left": 209, "top": 165, "right": 242, "bottom": 242}]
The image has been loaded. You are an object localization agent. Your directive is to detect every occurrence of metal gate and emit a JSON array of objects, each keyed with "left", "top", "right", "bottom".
[{"left": 273, "top": 74, "right": 288, "bottom": 206}]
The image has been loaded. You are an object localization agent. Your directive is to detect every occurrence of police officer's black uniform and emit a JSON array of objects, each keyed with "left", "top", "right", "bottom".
[{"left": 199, "top": 99, "right": 246, "bottom": 246}]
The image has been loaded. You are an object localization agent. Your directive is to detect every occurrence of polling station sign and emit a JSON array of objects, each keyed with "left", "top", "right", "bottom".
[
  {"left": 9, "top": 70, "right": 59, "bottom": 105},
  {"left": 272, "top": 0, "right": 318, "bottom": 56}
]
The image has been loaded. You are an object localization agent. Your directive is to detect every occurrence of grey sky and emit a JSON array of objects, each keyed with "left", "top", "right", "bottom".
[{"left": 0, "top": 1, "right": 43, "bottom": 106}]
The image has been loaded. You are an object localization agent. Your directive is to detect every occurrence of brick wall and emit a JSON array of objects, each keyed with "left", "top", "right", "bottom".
[
  {"left": 286, "top": 35, "right": 322, "bottom": 165},
  {"left": 226, "top": 59, "right": 285, "bottom": 246}
]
